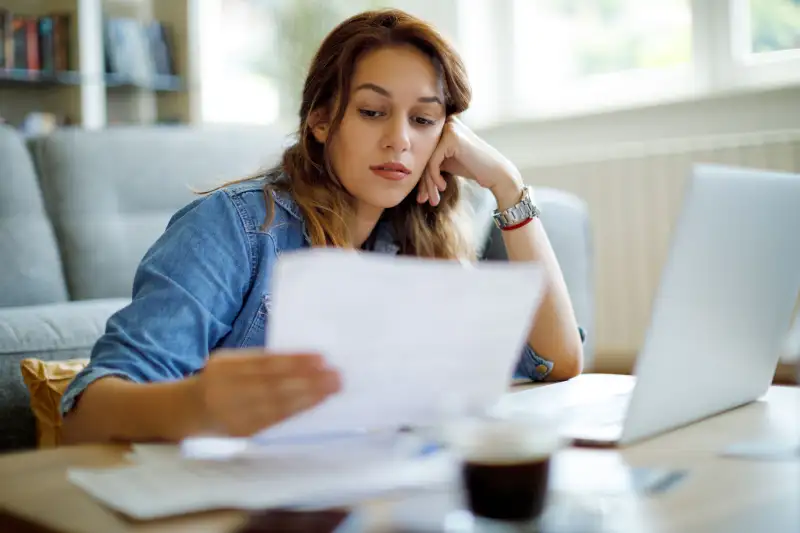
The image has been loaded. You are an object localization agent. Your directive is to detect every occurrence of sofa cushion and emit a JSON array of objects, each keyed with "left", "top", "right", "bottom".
[
  {"left": 0, "top": 124, "right": 69, "bottom": 307},
  {"left": 0, "top": 298, "right": 128, "bottom": 451},
  {"left": 28, "top": 125, "right": 291, "bottom": 300},
  {"left": 19, "top": 358, "right": 89, "bottom": 448}
]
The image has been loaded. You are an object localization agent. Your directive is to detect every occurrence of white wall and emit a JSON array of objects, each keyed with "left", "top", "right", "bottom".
[
  {"left": 476, "top": 86, "right": 800, "bottom": 168},
  {"left": 473, "top": 84, "right": 800, "bottom": 372}
]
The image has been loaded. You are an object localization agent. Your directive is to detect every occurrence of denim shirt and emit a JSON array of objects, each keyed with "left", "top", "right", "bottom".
[{"left": 61, "top": 177, "right": 573, "bottom": 417}]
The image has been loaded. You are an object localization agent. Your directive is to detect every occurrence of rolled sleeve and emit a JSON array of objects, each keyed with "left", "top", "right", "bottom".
[
  {"left": 513, "top": 326, "right": 587, "bottom": 381},
  {"left": 60, "top": 190, "right": 254, "bottom": 418}
]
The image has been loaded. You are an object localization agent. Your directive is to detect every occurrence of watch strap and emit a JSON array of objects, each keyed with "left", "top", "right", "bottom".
[{"left": 492, "top": 185, "right": 540, "bottom": 229}]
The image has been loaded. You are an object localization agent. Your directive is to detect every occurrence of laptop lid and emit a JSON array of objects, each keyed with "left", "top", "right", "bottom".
[{"left": 619, "top": 164, "right": 800, "bottom": 445}]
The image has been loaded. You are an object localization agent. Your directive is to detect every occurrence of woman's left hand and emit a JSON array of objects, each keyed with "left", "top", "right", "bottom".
[{"left": 418, "top": 116, "right": 523, "bottom": 208}]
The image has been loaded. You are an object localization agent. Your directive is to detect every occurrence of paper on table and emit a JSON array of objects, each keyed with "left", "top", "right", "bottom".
[
  {"left": 257, "top": 249, "right": 545, "bottom": 442},
  {"left": 181, "top": 429, "right": 439, "bottom": 461},
  {"left": 67, "top": 449, "right": 456, "bottom": 520}
]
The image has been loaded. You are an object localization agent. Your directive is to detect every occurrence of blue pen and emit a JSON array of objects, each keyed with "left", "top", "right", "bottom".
[{"left": 416, "top": 440, "right": 444, "bottom": 456}]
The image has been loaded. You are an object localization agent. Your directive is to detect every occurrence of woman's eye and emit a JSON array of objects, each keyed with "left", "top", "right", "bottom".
[
  {"left": 414, "top": 116, "right": 436, "bottom": 126},
  {"left": 359, "top": 109, "right": 383, "bottom": 118}
]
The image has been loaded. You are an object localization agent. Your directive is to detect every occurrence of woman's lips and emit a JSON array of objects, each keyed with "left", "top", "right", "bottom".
[
  {"left": 369, "top": 163, "right": 411, "bottom": 181},
  {"left": 370, "top": 168, "right": 410, "bottom": 181}
]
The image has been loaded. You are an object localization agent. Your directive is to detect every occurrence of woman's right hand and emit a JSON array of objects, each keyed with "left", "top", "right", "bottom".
[{"left": 191, "top": 349, "right": 341, "bottom": 437}]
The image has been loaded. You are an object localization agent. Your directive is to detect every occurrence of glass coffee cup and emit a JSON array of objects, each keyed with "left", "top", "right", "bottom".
[{"left": 444, "top": 406, "right": 564, "bottom": 529}]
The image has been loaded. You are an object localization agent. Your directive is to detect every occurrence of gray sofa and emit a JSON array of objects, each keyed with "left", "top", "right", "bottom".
[{"left": 0, "top": 124, "right": 594, "bottom": 452}]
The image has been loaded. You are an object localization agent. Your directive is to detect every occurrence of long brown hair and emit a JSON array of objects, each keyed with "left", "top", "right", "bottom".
[{"left": 211, "top": 9, "right": 475, "bottom": 259}]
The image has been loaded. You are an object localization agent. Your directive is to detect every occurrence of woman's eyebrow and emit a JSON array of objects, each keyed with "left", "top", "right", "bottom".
[{"left": 354, "top": 82, "right": 443, "bottom": 105}]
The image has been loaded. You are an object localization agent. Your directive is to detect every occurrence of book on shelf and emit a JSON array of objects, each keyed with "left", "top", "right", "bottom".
[
  {"left": 0, "top": 8, "right": 71, "bottom": 74},
  {"left": 1, "top": 9, "right": 178, "bottom": 89},
  {"left": 0, "top": 8, "right": 11, "bottom": 69},
  {"left": 104, "top": 17, "right": 177, "bottom": 87}
]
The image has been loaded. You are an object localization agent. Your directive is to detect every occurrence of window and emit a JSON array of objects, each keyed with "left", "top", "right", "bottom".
[
  {"left": 510, "top": 0, "right": 693, "bottom": 119},
  {"left": 721, "top": 0, "right": 800, "bottom": 91},
  {"left": 198, "top": 0, "right": 800, "bottom": 127},
  {"left": 514, "top": 0, "right": 691, "bottom": 79},
  {"left": 462, "top": 0, "right": 800, "bottom": 126},
  {"left": 748, "top": 0, "right": 800, "bottom": 54},
  {"left": 199, "top": 0, "right": 280, "bottom": 125}
]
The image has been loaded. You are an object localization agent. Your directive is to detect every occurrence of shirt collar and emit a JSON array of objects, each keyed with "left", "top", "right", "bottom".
[{"left": 271, "top": 188, "right": 400, "bottom": 256}]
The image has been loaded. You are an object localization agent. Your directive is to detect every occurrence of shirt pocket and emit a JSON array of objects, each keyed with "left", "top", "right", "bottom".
[{"left": 240, "top": 294, "right": 272, "bottom": 348}]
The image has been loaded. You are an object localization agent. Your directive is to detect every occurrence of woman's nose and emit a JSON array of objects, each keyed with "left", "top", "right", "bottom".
[{"left": 382, "top": 116, "right": 411, "bottom": 152}]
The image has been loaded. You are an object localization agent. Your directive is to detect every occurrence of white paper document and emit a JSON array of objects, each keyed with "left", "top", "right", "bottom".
[
  {"left": 67, "top": 250, "right": 543, "bottom": 520},
  {"left": 68, "top": 444, "right": 456, "bottom": 520},
  {"left": 257, "top": 249, "right": 545, "bottom": 442}
]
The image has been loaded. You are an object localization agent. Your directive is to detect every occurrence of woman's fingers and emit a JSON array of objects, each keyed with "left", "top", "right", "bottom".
[
  {"left": 431, "top": 167, "right": 447, "bottom": 192},
  {"left": 212, "top": 351, "right": 326, "bottom": 377},
  {"left": 227, "top": 371, "right": 341, "bottom": 437},
  {"left": 223, "top": 364, "right": 340, "bottom": 406},
  {"left": 417, "top": 172, "right": 429, "bottom": 204},
  {"left": 274, "top": 369, "right": 341, "bottom": 398},
  {"left": 417, "top": 170, "right": 440, "bottom": 206},
  {"left": 276, "top": 371, "right": 341, "bottom": 415},
  {"left": 197, "top": 351, "right": 342, "bottom": 437},
  {"left": 426, "top": 171, "right": 440, "bottom": 206}
]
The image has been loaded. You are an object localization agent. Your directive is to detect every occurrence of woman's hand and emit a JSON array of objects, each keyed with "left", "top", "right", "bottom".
[
  {"left": 191, "top": 349, "right": 341, "bottom": 438},
  {"left": 418, "top": 116, "right": 524, "bottom": 208}
]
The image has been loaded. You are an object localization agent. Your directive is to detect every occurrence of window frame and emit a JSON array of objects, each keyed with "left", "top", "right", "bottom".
[
  {"left": 455, "top": 0, "right": 800, "bottom": 128},
  {"left": 196, "top": 0, "right": 800, "bottom": 127}
]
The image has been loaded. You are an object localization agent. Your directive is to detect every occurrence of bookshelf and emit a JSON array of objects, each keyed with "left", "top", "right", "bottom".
[
  {"left": 0, "top": 0, "right": 196, "bottom": 130},
  {"left": 0, "top": 68, "right": 82, "bottom": 87}
]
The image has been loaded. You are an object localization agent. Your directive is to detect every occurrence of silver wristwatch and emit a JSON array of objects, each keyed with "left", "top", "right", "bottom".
[{"left": 492, "top": 185, "right": 540, "bottom": 229}]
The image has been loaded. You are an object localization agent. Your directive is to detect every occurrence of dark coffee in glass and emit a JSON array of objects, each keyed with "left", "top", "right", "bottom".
[
  {"left": 449, "top": 413, "right": 561, "bottom": 524},
  {"left": 462, "top": 454, "right": 551, "bottom": 522}
]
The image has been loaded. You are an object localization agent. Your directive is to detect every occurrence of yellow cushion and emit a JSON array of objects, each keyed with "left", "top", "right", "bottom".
[{"left": 19, "top": 358, "right": 89, "bottom": 448}]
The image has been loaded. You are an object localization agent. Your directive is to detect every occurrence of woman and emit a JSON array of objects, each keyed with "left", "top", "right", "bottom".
[{"left": 61, "top": 9, "right": 584, "bottom": 445}]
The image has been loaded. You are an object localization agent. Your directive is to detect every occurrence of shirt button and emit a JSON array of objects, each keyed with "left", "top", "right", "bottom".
[{"left": 535, "top": 364, "right": 549, "bottom": 375}]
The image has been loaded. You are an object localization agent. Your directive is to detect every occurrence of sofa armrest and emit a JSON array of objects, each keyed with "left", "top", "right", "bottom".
[
  {"left": 0, "top": 298, "right": 129, "bottom": 355},
  {"left": 478, "top": 187, "right": 595, "bottom": 370},
  {"left": 0, "top": 298, "right": 128, "bottom": 451}
]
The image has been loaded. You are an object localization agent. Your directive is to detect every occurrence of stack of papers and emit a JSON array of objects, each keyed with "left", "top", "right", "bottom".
[
  {"left": 70, "top": 438, "right": 457, "bottom": 520},
  {"left": 67, "top": 250, "right": 546, "bottom": 519}
]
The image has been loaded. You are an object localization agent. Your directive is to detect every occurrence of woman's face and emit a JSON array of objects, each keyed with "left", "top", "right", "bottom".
[{"left": 314, "top": 45, "right": 447, "bottom": 214}]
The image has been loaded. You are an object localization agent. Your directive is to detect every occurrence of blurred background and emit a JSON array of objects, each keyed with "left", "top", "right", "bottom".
[{"left": 1, "top": 0, "right": 798, "bottom": 380}]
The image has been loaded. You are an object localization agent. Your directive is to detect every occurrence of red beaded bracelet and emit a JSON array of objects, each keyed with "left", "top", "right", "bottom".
[{"left": 500, "top": 217, "right": 535, "bottom": 231}]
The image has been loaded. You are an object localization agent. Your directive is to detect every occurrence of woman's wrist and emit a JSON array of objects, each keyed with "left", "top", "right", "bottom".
[
  {"left": 96, "top": 376, "right": 210, "bottom": 443},
  {"left": 489, "top": 172, "right": 526, "bottom": 211},
  {"left": 165, "top": 376, "right": 210, "bottom": 441},
  {"left": 62, "top": 376, "right": 201, "bottom": 444}
]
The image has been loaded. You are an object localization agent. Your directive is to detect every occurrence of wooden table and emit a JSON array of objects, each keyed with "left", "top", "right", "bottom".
[{"left": 0, "top": 374, "right": 797, "bottom": 533}]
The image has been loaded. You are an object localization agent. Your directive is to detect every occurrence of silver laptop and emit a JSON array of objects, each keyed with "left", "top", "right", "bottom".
[{"left": 547, "top": 164, "right": 800, "bottom": 447}]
